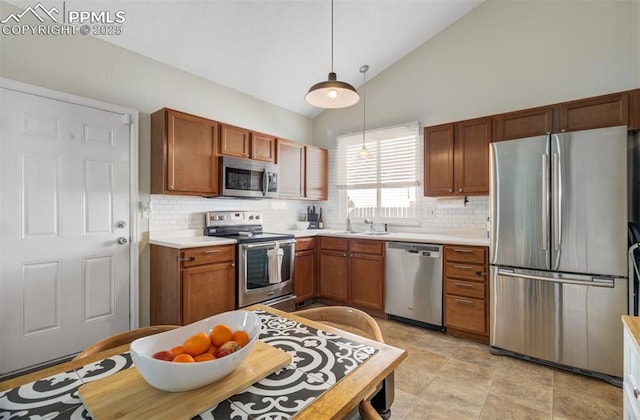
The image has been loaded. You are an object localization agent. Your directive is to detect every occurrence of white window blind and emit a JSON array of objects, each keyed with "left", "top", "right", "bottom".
[{"left": 336, "top": 122, "right": 420, "bottom": 221}]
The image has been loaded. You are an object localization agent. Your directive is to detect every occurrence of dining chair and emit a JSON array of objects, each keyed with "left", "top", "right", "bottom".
[
  {"left": 294, "top": 305, "right": 387, "bottom": 420},
  {"left": 73, "top": 325, "right": 180, "bottom": 360}
]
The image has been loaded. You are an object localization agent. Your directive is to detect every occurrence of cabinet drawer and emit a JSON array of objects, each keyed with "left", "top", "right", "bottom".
[
  {"left": 445, "top": 295, "right": 485, "bottom": 333},
  {"left": 445, "top": 262, "right": 486, "bottom": 281},
  {"left": 444, "top": 245, "right": 486, "bottom": 264},
  {"left": 350, "top": 239, "right": 383, "bottom": 255},
  {"left": 446, "top": 279, "right": 485, "bottom": 299},
  {"left": 320, "top": 237, "right": 349, "bottom": 251},
  {"left": 181, "top": 245, "right": 235, "bottom": 267},
  {"left": 296, "top": 237, "right": 316, "bottom": 252}
]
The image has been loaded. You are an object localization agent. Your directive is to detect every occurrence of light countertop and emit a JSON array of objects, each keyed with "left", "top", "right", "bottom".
[
  {"left": 150, "top": 230, "right": 236, "bottom": 249},
  {"left": 150, "top": 229, "right": 489, "bottom": 249},
  {"left": 623, "top": 315, "right": 640, "bottom": 350}
]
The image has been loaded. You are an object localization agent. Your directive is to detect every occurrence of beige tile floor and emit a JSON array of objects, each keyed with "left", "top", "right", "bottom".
[{"left": 372, "top": 317, "right": 623, "bottom": 420}]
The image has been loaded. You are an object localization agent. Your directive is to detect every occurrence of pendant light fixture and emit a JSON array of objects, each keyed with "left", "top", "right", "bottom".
[
  {"left": 357, "top": 64, "right": 371, "bottom": 159},
  {"left": 305, "top": 0, "right": 360, "bottom": 109}
]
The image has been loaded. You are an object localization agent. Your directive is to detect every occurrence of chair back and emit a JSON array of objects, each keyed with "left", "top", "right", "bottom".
[
  {"left": 295, "top": 305, "right": 384, "bottom": 343},
  {"left": 73, "top": 325, "right": 180, "bottom": 360}
]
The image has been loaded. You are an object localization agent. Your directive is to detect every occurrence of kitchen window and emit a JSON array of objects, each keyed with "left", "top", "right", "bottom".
[{"left": 336, "top": 122, "right": 420, "bottom": 222}]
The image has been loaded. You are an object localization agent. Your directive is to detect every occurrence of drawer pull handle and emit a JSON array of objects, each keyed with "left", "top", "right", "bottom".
[
  {"left": 453, "top": 248, "right": 473, "bottom": 254},
  {"left": 635, "top": 386, "right": 639, "bottom": 399},
  {"left": 454, "top": 265, "right": 474, "bottom": 270},
  {"left": 455, "top": 282, "right": 474, "bottom": 288},
  {"left": 475, "top": 271, "right": 488, "bottom": 276},
  {"left": 176, "top": 256, "right": 196, "bottom": 262},
  {"left": 455, "top": 298, "right": 474, "bottom": 305},
  {"left": 203, "top": 250, "right": 221, "bottom": 254}
]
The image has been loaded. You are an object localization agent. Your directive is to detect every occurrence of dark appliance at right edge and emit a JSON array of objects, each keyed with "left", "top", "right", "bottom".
[{"left": 490, "top": 125, "right": 632, "bottom": 386}]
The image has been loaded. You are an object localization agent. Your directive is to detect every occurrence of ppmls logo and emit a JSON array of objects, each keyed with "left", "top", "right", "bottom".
[
  {"left": 1, "top": 2, "right": 126, "bottom": 36},
  {"left": 1, "top": 2, "right": 59, "bottom": 24}
]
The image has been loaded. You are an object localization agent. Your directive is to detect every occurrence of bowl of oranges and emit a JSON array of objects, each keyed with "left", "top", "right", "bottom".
[{"left": 130, "top": 310, "right": 261, "bottom": 392}]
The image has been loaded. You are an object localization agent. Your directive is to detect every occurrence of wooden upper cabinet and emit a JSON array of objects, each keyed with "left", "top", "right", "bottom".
[
  {"left": 492, "top": 106, "right": 555, "bottom": 142},
  {"left": 424, "top": 118, "right": 490, "bottom": 197},
  {"left": 632, "top": 89, "right": 640, "bottom": 131},
  {"left": 250, "top": 131, "right": 275, "bottom": 162},
  {"left": 454, "top": 117, "right": 491, "bottom": 195},
  {"left": 305, "top": 145, "right": 328, "bottom": 200},
  {"left": 559, "top": 92, "right": 629, "bottom": 132},
  {"left": 151, "top": 108, "right": 219, "bottom": 196},
  {"left": 424, "top": 123, "right": 455, "bottom": 195},
  {"left": 220, "top": 124, "right": 250, "bottom": 158},
  {"left": 276, "top": 138, "right": 305, "bottom": 199}
]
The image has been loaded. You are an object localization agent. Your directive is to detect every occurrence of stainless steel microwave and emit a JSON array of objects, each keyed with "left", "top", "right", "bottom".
[{"left": 220, "top": 156, "right": 278, "bottom": 198}]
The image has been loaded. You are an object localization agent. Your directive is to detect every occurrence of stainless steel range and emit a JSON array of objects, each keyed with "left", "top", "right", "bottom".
[{"left": 204, "top": 211, "right": 296, "bottom": 311}]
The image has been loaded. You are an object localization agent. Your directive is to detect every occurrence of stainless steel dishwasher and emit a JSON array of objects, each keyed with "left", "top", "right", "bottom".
[{"left": 385, "top": 242, "right": 444, "bottom": 330}]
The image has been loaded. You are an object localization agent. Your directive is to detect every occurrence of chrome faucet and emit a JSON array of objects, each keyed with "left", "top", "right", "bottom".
[
  {"left": 364, "top": 218, "right": 374, "bottom": 231},
  {"left": 346, "top": 215, "right": 352, "bottom": 232}
]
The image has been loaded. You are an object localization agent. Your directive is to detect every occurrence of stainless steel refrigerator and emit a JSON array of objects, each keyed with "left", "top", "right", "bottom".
[{"left": 489, "top": 125, "right": 629, "bottom": 385}]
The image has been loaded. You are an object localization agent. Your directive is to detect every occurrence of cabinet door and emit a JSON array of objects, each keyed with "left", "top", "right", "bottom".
[
  {"left": 182, "top": 262, "right": 235, "bottom": 325},
  {"left": 632, "top": 89, "right": 640, "bottom": 131},
  {"left": 276, "top": 139, "right": 305, "bottom": 199},
  {"left": 251, "top": 132, "right": 275, "bottom": 162},
  {"left": 220, "top": 124, "right": 250, "bottom": 158},
  {"left": 294, "top": 250, "right": 316, "bottom": 303},
  {"left": 559, "top": 92, "right": 629, "bottom": 132},
  {"left": 445, "top": 295, "right": 486, "bottom": 334},
  {"left": 492, "top": 106, "right": 555, "bottom": 142},
  {"left": 349, "top": 253, "right": 384, "bottom": 310},
  {"left": 152, "top": 109, "right": 219, "bottom": 195},
  {"left": 454, "top": 117, "right": 491, "bottom": 195},
  {"left": 318, "top": 250, "right": 348, "bottom": 302},
  {"left": 424, "top": 123, "right": 454, "bottom": 196},
  {"left": 305, "top": 145, "right": 328, "bottom": 200}
]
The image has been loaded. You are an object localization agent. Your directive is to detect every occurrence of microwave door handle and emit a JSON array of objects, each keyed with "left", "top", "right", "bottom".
[{"left": 262, "top": 169, "right": 267, "bottom": 197}]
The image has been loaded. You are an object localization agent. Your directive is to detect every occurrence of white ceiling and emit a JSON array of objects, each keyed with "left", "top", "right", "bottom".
[{"left": 35, "top": 0, "right": 484, "bottom": 117}]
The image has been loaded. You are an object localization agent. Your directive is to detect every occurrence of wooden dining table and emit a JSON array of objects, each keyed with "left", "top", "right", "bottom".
[{"left": 0, "top": 304, "right": 407, "bottom": 419}]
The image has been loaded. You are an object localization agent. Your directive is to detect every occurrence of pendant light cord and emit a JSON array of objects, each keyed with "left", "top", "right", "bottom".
[
  {"left": 362, "top": 68, "right": 366, "bottom": 147},
  {"left": 331, "top": 0, "right": 334, "bottom": 72}
]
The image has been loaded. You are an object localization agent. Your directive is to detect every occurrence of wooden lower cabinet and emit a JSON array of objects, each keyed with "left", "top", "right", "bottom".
[
  {"left": 294, "top": 238, "right": 317, "bottom": 303},
  {"left": 151, "top": 244, "right": 236, "bottom": 325},
  {"left": 319, "top": 238, "right": 384, "bottom": 313},
  {"left": 443, "top": 244, "right": 489, "bottom": 343}
]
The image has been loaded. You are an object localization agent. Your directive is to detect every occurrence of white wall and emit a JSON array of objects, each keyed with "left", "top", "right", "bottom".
[
  {"left": 313, "top": 0, "right": 638, "bottom": 148},
  {"left": 0, "top": 0, "right": 313, "bottom": 326}
]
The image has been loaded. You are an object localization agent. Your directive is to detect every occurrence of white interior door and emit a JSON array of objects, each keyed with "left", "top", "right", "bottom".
[{"left": 1, "top": 87, "right": 133, "bottom": 375}]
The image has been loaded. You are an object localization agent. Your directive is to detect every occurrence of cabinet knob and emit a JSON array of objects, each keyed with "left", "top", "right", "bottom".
[
  {"left": 459, "top": 188, "right": 463, "bottom": 192},
  {"left": 231, "top": 263, "right": 235, "bottom": 267},
  {"left": 449, "top": 188, "right": 453, "bottom": 193},
  {"left": 343, "top": 253, "right": 347, "bottom": 257}
]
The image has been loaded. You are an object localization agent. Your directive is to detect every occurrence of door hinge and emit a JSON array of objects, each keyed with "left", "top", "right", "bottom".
[{"left": 123, "top": 113, "right": 132, "bottom": 125}]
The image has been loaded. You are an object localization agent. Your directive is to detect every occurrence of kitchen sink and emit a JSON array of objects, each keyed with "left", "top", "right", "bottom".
[{"left": 360, "top": 231, "right": 389, "bottom": 236}]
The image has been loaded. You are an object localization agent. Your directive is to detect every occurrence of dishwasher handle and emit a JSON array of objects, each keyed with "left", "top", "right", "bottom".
[{"left": 404, "top": 249, "right": 440, "bottom": 258}]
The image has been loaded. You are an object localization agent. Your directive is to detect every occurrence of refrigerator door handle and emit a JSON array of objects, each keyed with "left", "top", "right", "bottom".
[
  {"left": 541, "top": 154, "right": 549, "bottom": 251},
  {"left": 496, "top": 268, "right": 615, "bottom": 288}
]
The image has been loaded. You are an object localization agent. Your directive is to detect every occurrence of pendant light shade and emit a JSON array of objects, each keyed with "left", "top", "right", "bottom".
[
  {"left": 305, "top": 0, "right": 359, "bottom": 109},
  {"left": 357, "top": 64, "right": 371, "bottom": 159}
]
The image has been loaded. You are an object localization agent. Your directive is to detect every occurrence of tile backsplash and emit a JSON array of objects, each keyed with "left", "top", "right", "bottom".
[{"left": 148, "top": 195, "right": 310, "bottom": 233}]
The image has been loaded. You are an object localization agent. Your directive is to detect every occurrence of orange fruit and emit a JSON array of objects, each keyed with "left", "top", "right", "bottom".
[
  {"left": 172, "top": 353, "right": 195, "bottom": 363},
  {"left": 171, "top": 345, "right": 184, "bottom": 355},
  {"left": 210, "top": 324, "right": 233, "bottom": 347},
  {"left": 183, "top": 332, "right": 211, "bottom": 356},
  {"left": 232, "top": 330, "right": 249, "bottom": 348},
  {"left": 194, "top": 353, "right": 215, "bottom": 362},
  {"left": 206, "top": 345, "right": 218, "bottom": 355}
]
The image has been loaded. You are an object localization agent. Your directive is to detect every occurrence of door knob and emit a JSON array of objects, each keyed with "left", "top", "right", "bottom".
[{"left": 117, "top": 237, "right": 128, "bottom": 245}]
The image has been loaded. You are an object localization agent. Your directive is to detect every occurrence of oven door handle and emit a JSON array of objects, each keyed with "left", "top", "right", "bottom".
[{"left": 240, "top": 239, "right": 296, "bottom": 250}]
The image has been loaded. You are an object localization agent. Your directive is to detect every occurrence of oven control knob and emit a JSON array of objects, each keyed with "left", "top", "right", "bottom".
[
  {"left": 255, "top": 215, "right": 261, "bottom": 219},
  {"left": 219, "top": 215, "right": 226, "bottom": 221},
  {"left": 249, "top": 215, "right": 254, "bottom": 220}
]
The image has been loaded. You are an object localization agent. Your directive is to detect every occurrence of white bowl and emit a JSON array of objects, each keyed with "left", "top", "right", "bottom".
[
  {"left": 130, "top": 310, "right": 261, "bottom": 392},
  {"left": 295, "top": 221, "right": 309, "bottom": 230}
]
